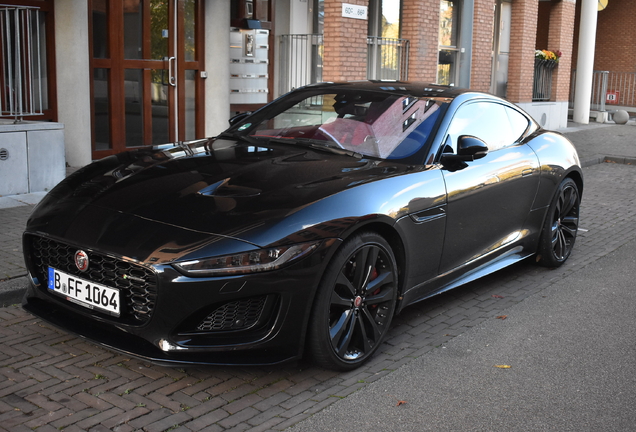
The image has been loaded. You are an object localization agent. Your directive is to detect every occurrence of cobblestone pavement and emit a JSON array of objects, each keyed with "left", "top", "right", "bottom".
[
  {"left": 1, "top": 162, "right": 635, "bottom": 432},
  {"left": 0, "top": 205, "right": 32, "bottom": 281}
]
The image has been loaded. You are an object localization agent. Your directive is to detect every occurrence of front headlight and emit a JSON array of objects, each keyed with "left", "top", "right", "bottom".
[{"left": 173, "top": 241, "right": 321, "bottom": 276}]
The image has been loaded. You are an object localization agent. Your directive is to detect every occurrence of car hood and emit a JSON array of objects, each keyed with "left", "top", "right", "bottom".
[{"left": 30, "top": 137, "right": 418, "bottom": 259}]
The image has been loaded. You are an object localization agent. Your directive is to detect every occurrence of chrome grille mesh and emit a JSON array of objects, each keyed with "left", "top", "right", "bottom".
[{"left": 27, "top": 235, "right": 157, "bottom": 325}]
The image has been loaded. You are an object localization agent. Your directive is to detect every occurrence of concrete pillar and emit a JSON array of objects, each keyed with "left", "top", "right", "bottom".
[
  {"left": 55, "top": 0, "right": 92, "bottom": 167},
  {"left": 204, "top": 0, "right": 231, "bottom": 136},
  {"left": 572, "top": 0, "right": 598, "bottom": 124}
]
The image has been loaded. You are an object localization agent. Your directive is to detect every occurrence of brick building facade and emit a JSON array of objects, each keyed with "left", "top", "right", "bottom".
[
  {"left": 323, "top": 0, "right": 370, "bottom": 81},
  {"left": 569, "top": 0, "right": 636, "bottom": 112},
  {"left": 320, "top": 0, "right": 577, "bottom": 130},
  {"left": 2, "top": 0, "right": 588, "bottom": 197},
  {"left": 573, "top": 0, "right": 636, "bottom": 73},
  {"left": 470, "top": 0, "right": 496, "bottom": 93},
  {"left": 400, "top": 0, "right": 441, "bottom": 83}
]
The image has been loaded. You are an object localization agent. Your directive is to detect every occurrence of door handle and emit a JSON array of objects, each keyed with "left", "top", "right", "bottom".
[{"left": 168, "top": 56, "right": 176, "bottom": 87}]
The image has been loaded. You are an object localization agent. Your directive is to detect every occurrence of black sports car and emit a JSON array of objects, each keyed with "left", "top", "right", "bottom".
[{"left": 22, "top": 82, "right": 582, "bottom": 370}]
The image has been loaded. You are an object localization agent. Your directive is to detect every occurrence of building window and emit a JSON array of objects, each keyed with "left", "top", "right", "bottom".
[
  {"left": 368, "top": 0, "right": 401, "bottom": 38},
  {"left": 367, "top": 0, "right": 407, "bottom": 81},
  {"left": 438, "top": 0, "right": 460, "bottom": 86},
  {"left": 1, "top": 2, "right": 55, "bottom": 121}
]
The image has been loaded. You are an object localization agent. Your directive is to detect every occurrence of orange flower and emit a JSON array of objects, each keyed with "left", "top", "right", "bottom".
[{"left": 535, "top": 49, "right": 562, "bottom": 63}]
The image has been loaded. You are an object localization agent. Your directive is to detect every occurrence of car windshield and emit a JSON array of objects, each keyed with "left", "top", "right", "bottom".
[{"left": 235, "top": 91, "right": 443, "bottom": 160}]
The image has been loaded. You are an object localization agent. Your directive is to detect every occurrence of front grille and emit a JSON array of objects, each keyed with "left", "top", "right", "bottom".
[
  {"left": 197, "top": 296, "right": 267, "bottom": 332},
  {"left": 27, "top": 235, "right": 157, "bottom": 325}
]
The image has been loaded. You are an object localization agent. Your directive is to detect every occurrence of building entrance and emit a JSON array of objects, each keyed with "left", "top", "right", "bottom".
[{"left": 91, "top": 0, "right": 203, "bottom": 158}]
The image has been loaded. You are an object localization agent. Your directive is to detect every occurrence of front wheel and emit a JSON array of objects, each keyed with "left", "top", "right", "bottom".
[
  {"left": 307, "top": 232, "right": 398, "bottom": 370},
  {"left": 537, "top": 177, "right": 580, "bottom": 267}
]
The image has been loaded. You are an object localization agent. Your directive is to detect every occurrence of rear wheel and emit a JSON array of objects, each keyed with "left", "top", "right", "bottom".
[
  {"left": 308, "top": 232, "right": 398, "bottom": 370},
  {"left": 537, "top": 177, "right": 580, "bottom": 267}
]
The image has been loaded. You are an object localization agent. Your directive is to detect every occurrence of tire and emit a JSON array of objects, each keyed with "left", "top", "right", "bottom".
[
  {"left": 307, "top": 232, "right": 398, "bottom": 370},
  {"left": 537, "top": 177, "right": 580, "bottom": 267}
]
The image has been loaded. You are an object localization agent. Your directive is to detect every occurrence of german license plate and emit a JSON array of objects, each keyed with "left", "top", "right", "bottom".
[{"left": 48, "top": 267, "right": 120, "bottom": 316}]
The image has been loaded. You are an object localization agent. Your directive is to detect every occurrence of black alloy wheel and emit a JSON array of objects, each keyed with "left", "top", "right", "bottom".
[
  {"left": 308, "top": 232, "right": 398, "bottom": 370},
  {"left": 538, "top": 177, "right": 580, "bottom": 267}
]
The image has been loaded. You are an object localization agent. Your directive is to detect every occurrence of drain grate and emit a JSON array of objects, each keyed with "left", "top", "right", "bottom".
[{"left": 0, "top": 148, "right": 8, "bottom": 161}]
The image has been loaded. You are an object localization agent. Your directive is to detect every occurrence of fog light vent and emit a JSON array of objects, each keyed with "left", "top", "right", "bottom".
[
  {"left": 198, "top": 295, "right": 267, "bottom": 331},
  {"left": 0, "top": 148, "right": 8, "bottom": 161}
]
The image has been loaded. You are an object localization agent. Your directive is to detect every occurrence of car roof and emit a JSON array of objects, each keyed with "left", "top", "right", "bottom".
[{"left": 298, "top": 80, "right": 476, "bottom": 100}]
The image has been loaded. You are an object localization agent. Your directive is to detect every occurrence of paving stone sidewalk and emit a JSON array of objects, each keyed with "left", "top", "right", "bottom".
[
  {"left": 2, "top": 122, "right": 636, "bottom": 431},
  {"left": 1, "top": 161, "right": 635, "bottom": 431}
]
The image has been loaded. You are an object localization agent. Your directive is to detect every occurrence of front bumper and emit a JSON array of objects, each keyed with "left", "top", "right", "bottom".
[{"left": 22, "top": 235, "right": 339, "bottom": 366}]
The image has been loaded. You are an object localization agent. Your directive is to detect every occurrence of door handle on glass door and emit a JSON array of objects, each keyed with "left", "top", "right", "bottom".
[{"left": 168, "top": 57, "right": 176, "bottom": 87}]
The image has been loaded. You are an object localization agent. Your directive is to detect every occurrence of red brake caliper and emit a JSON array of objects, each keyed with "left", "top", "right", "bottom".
[{"left": 370, "top": 267, "right": 380, "bottom": 309}]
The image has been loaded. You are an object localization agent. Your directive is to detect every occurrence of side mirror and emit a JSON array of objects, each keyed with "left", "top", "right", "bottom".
[
  {"left": 441, "top": 135, "right": 489, "bottom": 163},
  {"left": 229, "top": 111, "right": 252, "bottom": 126}
]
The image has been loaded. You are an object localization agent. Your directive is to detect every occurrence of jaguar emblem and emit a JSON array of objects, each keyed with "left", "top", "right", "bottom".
[{"left": 74, "top": 250, "right": 89, "bottom": 272}]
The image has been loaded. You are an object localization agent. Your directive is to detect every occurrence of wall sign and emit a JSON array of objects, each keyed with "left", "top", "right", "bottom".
[
  {"left": 342, "top": 3, "right": 368, "bottom": 20},
  {"left": 606, "top": 90, "right": 619, "bottom": 105}
]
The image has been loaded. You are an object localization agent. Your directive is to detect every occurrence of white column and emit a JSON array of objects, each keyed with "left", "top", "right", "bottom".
[
  {"left": 572, "top": 0, "right": 598, "bottom": 124},
  {"left": 55, "top": 0, "right": 92, "bottom": 167},
  {"left": 204, "top": 0, "right": 231, "bottom": 137}
]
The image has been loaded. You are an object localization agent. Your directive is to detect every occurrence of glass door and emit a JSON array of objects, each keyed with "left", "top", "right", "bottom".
[{"left": 91, "top": 0, "right": 203, "bottom": 157}]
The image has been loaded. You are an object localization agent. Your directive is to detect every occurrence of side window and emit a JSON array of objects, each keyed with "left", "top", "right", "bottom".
[
  {"left": 445, "top": 101, "right": 527, "bottom": 152},
  {"left": 504, "top": 106, "right": 530, "bottom": 143}
]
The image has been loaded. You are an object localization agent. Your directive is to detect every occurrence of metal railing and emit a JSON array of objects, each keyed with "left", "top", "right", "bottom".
[
  {"left": 367, "top": 37, "right": 409, "bottom": 81},
  {"left": 532, "top": 59, "right": 557, "bottom": 102},
  {"left": 605, "top": 72, "right": 636, "bottom": 107},
  {"left": 569, "top": 70, "right": 608, "bottom": 112},
  {"left": 278, "top": 34, "right": 410, "bottom": 96},
  {"left": 569, "top": 70, "right": 636, "bottom": 112},
  {"left": 1, "top": 4, "right": 43, "bottom": 121},
  {"left": 278, "top": 34, "right": 323, "bottom": 96}
]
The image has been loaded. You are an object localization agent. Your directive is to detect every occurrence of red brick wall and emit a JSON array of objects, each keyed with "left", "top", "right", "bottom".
[
  {"left": 401, "top": 0, "right": 439, "bottom": 82},
  {"left": 594, "top": 0, "right": 636, "bottom": 72},
  {"left": 322, "top": 0, "right": 369, "bottom": 81},
  {"left": 471, "top": 0, "right": 495, "bottom": 92},
  {"left": 573, "top": 0, "right": 636, "bottom": 73},
  {"left": 548, "top": 0, "right": 576, "bottom": 101},
  {"left": 507, "top": 0, "right": 538, "bottom": 103},
  {"left": 321, "top": 0, "right": 574, "bottom": 103}
]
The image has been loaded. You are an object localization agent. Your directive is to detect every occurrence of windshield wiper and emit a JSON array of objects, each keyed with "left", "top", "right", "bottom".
[
  {"left": 217, "top": 132, "right": 259, "bottom": 144},
  {"left": 267, "top": 137, "right": 363, "bottom": 159}
]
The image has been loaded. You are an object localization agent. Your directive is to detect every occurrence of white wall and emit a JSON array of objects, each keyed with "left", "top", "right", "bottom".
[
  {"left": 289, "top": 0, "right": 313, "bottom": 34},
  {"left": 204, "top": 0, "right": 231, "bottom": 137},
  {"left": 55, "top": 0, "right": 92, "bottom": 167},
  {"left": 274, "top": 0, "right": 314, "bottom": 97},
  {"left": 517, "top": 101, "right": 569, "bottom": 131},
  {"left": 0, "top": 122, "right": 65, "bottom": 195}
]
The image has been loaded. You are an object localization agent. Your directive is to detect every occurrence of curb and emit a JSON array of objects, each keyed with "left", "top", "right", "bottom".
[
  {"left": 580, "top": 155, "right": 636, "bottom": 168},
  {"left": 0, "top": 276, "right": 28, "bottom": 307}
]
